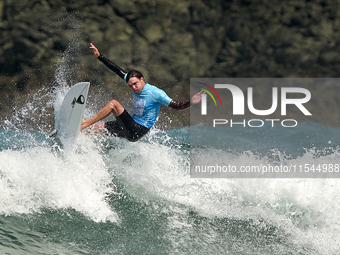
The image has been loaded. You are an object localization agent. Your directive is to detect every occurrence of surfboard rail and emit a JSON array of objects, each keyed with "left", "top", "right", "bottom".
[{"left": 54, "top": 82, "right": 90, "bottom": 152}]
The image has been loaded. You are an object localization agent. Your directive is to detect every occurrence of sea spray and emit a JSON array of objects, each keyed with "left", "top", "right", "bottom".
[{"left": 0, "top": 131, "right": 118, "bottom": 222}]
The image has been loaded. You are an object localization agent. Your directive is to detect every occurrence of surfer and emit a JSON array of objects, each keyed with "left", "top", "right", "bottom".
[{"left": 81, "top": 43, "right": 204, "bottom": 142}]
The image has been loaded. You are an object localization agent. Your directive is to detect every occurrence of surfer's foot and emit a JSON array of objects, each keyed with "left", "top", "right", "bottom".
[
  {"left": 81, "top": 122, "right": 106, "bottom": 134},
  {"left": 81, "top": 120, "right": 88, "bottom": 131}
]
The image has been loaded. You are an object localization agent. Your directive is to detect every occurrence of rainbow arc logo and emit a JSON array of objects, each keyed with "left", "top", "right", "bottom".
[{"left": 197, "top": 82, "right": 222, "bottom": 106}]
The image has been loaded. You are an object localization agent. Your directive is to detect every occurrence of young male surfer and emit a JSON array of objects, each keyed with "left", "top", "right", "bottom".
[{"left": 81, "top": 43, "right": 204, "bottom": 142}]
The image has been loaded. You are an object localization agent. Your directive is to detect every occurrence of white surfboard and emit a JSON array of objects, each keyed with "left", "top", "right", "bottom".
[{"left": 54, "top": 82, "right": 90, "bottom": 152}]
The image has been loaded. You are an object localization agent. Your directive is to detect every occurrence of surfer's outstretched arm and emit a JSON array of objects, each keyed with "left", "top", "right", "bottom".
[
  {"left": 90, "top": 43, "right": 127, "bottom": 80},
  {"left": 168, "top": 90, "right": 205, "bottom": 110}
]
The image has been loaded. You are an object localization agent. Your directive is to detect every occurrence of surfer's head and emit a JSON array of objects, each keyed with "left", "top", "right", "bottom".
[
  {"left": 124, "top": 70, "right": 143, "bottom": 83},
  {"left": 126, "top": 70, "right": 146, "bottom": 94}
]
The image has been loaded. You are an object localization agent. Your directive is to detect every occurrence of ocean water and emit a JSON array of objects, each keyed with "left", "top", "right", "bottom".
[{"left": 1, "top": 82, "right": 340, "bottom": 255}]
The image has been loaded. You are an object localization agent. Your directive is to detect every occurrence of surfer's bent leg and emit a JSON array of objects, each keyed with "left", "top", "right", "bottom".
[
  {"left": 105, "top": 110, "right": 149, "bottom": 142},
  {"left": 81, "top": 100, "right": 125, "bottom": 131}
]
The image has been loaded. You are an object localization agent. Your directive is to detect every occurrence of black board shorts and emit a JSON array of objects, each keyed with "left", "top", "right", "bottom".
[{"left": 104, "top": 110, "right": 149, "bottom": 142}]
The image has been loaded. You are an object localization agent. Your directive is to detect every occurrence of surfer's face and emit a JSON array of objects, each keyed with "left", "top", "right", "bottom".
[{"left": 127, "top": 77, "right": 146, "bottom": 94}]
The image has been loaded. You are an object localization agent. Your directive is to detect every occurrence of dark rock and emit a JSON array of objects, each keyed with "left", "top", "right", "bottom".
[{"left": 1, "top": 0, "right": 340, "bottom": 127}]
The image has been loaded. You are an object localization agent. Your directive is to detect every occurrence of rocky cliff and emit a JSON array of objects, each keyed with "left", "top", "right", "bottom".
[{"left": 1, "top": 0, "right": 340, "bottom": 129}]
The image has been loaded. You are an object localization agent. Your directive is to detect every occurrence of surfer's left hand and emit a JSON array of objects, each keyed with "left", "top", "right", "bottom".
[
  {"left": 190, "top": 90, "right": 205, "bottom": 105},
  {"left": 90, "top": 43, "right": 100, "bottom": 58}
]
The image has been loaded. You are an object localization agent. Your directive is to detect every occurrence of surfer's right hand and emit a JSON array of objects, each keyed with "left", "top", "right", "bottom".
[
  {"left": 90, "top": 43, "right": 100, "bottom": 58},
  {"left": 190, "top": 90, "right": 205, "bottom": 105}
]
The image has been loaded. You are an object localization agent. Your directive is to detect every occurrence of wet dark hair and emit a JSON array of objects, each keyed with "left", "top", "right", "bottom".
[{"left": 125, "top": 70, "right": 143, "bottom": 83}]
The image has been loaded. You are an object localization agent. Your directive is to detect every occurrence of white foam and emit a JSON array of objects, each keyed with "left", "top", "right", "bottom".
[
  {"left": 110, "top": 134, "right": 340, "bottom": 254},
  {"left": 0, "top": 135, "right": 118, "bottom": 223}
]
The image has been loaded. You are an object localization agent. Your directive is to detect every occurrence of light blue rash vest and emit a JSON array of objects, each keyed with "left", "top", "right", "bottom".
[{"left": 132, "top": 83, "right": 172, "bottom": 129}]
